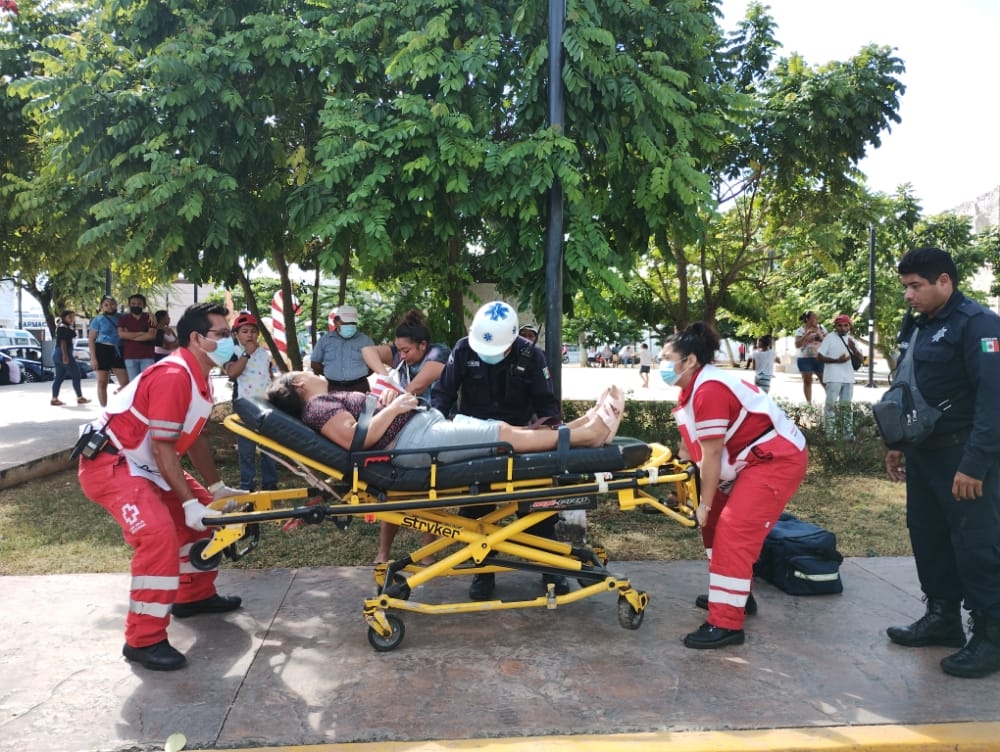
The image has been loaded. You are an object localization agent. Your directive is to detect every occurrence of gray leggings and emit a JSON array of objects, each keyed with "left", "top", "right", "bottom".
[{"left": 391, "top": 409, "right": 502, "bottom": 468}]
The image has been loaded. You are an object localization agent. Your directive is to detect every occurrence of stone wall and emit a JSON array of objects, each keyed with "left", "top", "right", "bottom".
[{"left": 951, "top": 185, "right": 1000, "bottom": 233}]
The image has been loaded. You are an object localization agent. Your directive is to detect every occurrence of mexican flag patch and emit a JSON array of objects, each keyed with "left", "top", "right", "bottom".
[{"left": 981, "top": 338, "right": 1000, "bottom": 353}]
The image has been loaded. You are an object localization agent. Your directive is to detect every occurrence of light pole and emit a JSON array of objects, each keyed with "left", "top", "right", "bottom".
[
  {"left": 543, "top": 0, "right": 567, "bottom": 400},
  {"left": 866, "top": 224, "right": 876, "bottom": 388},
  {"left": 15, "top": 271, "right": 22, "bottom": 329}
]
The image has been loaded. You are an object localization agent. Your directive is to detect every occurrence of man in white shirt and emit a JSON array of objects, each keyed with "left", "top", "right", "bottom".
[{"left": 817, "top": 314, "right": 863, "bottom": 440}]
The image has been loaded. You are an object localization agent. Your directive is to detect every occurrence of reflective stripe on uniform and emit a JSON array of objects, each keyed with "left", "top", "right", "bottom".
[
  {"left": 129, "top": 599, "right": 173, "bottom": 618},
  {"left": 131, "top": 574, "right": 179, "bottom": 591},
  {"left": 709, "top": 572, "right": 751, "bottom": 592}
]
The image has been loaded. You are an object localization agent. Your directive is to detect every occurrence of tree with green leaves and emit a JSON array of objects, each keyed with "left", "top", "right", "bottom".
[
  {"left": 292, "top": 0, "right": 736, "bottom": 342},
  {"left": 624, "top": 3, "right": 905, "bottom": 333},
  {"left": 0, "top": 0, "right": 118, "bottom": 329},
  {"left": 11, "top": 0, "right": 343, "bottom": 364}
]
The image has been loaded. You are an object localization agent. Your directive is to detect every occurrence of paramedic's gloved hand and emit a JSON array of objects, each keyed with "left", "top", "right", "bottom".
[
  {"left": 183, "top": 499, "right": 221, "bottom": 531},
  {"left": 208, "top": 481, "right": 247, "bottom": 502}
]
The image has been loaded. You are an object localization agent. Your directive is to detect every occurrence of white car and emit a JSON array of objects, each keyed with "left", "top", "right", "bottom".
[
  {"left": 70, "top": 338, "right": 95, "bottom": 378},
  {"left": 73, "top": 338, "right": 92, "bottom": 362}
]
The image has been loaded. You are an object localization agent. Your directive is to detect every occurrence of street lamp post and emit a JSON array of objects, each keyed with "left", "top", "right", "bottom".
[
  {"left": 544, "top": 0, "right": 566, "bottom": 400},
  {"left": 867, "top": 224, "right": 876, "bottom": 388}
]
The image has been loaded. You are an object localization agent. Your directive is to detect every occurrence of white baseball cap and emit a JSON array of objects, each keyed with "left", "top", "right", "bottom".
[{"left": 335, "top": 305, "right": 359, "bottom": 324}]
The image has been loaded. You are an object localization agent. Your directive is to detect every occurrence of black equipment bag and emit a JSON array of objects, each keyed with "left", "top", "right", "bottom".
[
  {"left": 836, "top": 333, "right": 864, "bottom": 371},
  {"left": 753, "top": 512, "right": 844, "bottom": 595}
]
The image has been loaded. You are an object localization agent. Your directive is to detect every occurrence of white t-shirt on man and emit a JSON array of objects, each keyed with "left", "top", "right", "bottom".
[{"left": 817, "top": 332, "right": 858, "bottom": 384}]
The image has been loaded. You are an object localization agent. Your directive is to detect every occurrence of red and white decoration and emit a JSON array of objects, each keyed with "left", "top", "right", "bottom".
[{"left": 269, "top": 291, "right": 301, "bottom": 355}]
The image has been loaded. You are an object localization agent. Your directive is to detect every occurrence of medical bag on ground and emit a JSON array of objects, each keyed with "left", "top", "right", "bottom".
[{"left": 753, "top": 512, "right": 844, "bottom": 595}]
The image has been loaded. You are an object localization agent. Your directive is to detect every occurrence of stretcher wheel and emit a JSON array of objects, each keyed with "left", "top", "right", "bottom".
[
  {"left": 367, "top": 614, "right": 405, "bottom": 652},
  {"left": 188, "top": 539, "right": 222, "bottom": 572},
  {"left": 617, "top": 595, "right": 644, "bottom": 630}
]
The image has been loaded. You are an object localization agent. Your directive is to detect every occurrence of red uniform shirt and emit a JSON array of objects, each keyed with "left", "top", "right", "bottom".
[
  {"left": 110, "top": 348, "right": 212, "bottom": 451},
  {"left": 678, "top": 370, "right": 772, "bottom": 455}
]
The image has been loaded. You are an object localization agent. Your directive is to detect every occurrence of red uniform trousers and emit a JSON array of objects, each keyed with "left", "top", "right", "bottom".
[
  {"left": 700, "top": 436, "right": 808, "bottom": 630},
  {"left": 78, "top": 452, "right": 218, "bottom": 648}
]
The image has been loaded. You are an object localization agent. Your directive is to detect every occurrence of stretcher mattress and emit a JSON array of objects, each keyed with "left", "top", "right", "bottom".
[{"left": 234, "top": 397, "right": 652, "bottom": 493}]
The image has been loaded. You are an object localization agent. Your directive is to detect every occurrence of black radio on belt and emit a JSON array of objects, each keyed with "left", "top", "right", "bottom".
[{"left": 71, "top": 422, "right": 112, "bottom": 460}]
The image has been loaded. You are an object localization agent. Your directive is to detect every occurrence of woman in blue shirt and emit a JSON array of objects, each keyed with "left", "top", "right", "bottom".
[{"left": 87, "top": 296, "right": 130, "bottom": 406}]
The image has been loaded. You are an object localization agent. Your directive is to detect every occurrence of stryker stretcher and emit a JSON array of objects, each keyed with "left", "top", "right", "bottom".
[{"left": 197, "top": 397, "right": 699, "bottom": 651}]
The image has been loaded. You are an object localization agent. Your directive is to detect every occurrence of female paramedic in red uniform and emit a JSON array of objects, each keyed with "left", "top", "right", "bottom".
[
  {"left": 664, "top": 322, "right": 808, "bottom": 649},
  {"left": 77, "top": 303, "right": 245, "bottom": 671}
]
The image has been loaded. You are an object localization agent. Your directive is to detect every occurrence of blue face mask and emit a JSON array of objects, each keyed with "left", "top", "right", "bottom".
[
  {"left": 339, "top": 324, "right": 358, "bottom": 339},
  {"left": 660, "top": 359, "right": 692, "bottom": 386},
  {"left": 478, "top": 351, "right": 506, "bottom": 365},
  {"left": 207, "top": 335, "right": 236, "bottom": 367}
]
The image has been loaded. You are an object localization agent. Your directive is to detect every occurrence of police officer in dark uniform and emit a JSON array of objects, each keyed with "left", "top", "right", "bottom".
[
  {"left": 885, "top": 247, "right": 1000, "bottom": 679},
  {"left": 432, "top": 301, "right": 569, "bottom": 600}
]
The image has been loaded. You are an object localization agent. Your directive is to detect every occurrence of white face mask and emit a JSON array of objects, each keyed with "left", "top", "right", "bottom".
[
  {"left": 477, "top": 351, "right": 506, "bottom": 365},
  {"left": 205, "top": 334, "right": 235, "bottom": 366},
  {"left": 661, "top": 358, "right": 695, "bottom": 386}
]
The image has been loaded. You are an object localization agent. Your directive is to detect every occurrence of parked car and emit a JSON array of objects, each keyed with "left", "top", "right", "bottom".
[
  {"left": 73, "top": 337, "right": 91, "bottom": 362},
  {"left": 0, "top": 351, "right": 21, "bottom": 385},
  {"left": 0, "top": 345, "right": 54, "bottom": 382},
  {"left": 70, "top": 338, "right": 94, "bottom": 378}
]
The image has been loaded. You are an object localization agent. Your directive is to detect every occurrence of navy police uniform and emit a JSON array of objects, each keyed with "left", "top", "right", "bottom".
[
  {"left": 897, "top": 291, "right": 1000, "bottom": 618},
  {"left": 431, "top": 335, "right": 559, "bottom": 425},
  {"left": 431, "top": 335, "right": 562, "bottom": 536}
]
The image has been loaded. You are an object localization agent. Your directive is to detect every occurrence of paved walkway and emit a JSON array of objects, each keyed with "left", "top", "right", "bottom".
[
  {"left": 3, "top": 560, "right": 999, "bottom": 752},
  {"left": 6, "top": 365, "right": 999, "bottom": 752}
]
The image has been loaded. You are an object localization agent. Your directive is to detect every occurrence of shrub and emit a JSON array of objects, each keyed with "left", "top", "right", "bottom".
[{"left": 566, "top": 398, "right": 886, "bottom": 477}]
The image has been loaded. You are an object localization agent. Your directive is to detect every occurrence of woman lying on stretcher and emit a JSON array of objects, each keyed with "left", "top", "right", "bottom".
[{"left": 266, "top": 371, "right": 625, "bottom": 468}]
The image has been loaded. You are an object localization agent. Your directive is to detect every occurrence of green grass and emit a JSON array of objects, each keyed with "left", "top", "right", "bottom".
[{"left": 0, "top": 400, "right": 910, "bottom": 576}]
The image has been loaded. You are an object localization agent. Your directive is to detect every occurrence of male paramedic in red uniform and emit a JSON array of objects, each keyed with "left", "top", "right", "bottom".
[{"left": 78, "top": 302, "right": 245, "bottom": 671}]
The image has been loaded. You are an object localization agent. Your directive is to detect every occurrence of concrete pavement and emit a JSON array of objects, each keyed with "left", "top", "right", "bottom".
[{"left": 3, "top": 560, "right": 1000, "bottom": 752}]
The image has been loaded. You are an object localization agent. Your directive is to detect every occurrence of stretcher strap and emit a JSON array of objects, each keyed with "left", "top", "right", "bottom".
[
  {"left": 557, "top": 425, "right": 571, "bottom": 471},
  {"left": 348, "top": 395, "right": 377, "bottom": 464},
  {"left": 597, "top": 472, "right": 610, "bottom": 494}
]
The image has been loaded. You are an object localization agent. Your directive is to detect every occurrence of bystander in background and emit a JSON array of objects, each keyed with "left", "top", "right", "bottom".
[
  {"left": 793, "top": 311, "right": 826, "bottom": 403},
  {"left": 817, "top": 315, "right": 861, "bottom": 440}
]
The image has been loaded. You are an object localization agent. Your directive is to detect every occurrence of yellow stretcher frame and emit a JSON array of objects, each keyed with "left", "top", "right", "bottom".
[{"left": 199, "top": 413, "right": 699, "bottom": 651}]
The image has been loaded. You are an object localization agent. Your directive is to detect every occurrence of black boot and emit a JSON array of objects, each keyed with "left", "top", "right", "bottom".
[
  {"left": 171, "top": 594, "right": 242, "bottom": 619},
  {"left": 122, "top": 639, "right": 187, "bottom": 671},
  {"left": 469, "top": 573, "right": 495, "bottom": 601},
  {"left": 887, "top": 597, "right": 965, "bottom": 648},
  {"left": 683, "top": 622, "right": 745, "bottom": 649},
  {"left": 941, "top": 612, "right": 1000, "bottom": 679}
]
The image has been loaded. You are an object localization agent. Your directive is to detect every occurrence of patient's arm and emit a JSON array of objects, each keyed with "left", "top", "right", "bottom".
[{"left": 320, "top": 392, "right": 418, "bottom": 449}]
